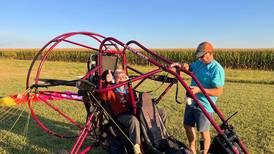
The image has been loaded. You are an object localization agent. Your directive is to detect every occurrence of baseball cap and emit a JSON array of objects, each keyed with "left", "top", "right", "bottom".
[{"left": 195, "top": 41, "right": 214, "bottom": 58}]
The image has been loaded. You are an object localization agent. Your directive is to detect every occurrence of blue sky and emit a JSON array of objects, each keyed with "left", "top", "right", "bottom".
[{"left": 0, "top": 0, "right": 273, "bottom": 48}]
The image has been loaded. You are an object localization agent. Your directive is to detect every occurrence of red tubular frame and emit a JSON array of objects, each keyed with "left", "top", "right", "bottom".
[
  {"left": 70, "top": 113, "right": 95, "bottom": 154},
  {"left": 26, "top": 32, "right": 249, "bottom": 154},
  {"left": 125, "top": 40, "right": 248, "bottom": 154},
  {"left": 26, "top": 32, "right": 108, "bottom": 139},
  {"left": 26, "top": 32, "right": 107, "bottom": 89},
  {"left": 38, "top": 96, "right": 83, "bottom": 129},
  {"left": 97, "top": 37, "right": 247, "bottom": 154}
]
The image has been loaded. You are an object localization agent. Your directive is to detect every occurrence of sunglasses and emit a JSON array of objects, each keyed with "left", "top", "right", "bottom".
[{"left": 199, "top": 52, "right": 209, "bottom": 58}]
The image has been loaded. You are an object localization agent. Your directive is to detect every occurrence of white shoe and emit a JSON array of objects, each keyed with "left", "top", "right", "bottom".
[{"left": 133, "top": 144, "right": 142, "bottom": 154}]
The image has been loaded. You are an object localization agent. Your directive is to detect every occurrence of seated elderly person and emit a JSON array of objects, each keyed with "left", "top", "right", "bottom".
[
  {"left": 101, "top": 69, "right": 167, "bottom": 154},
  {"left": 100, "top": 69, "right": 142, "bottom": 154}
]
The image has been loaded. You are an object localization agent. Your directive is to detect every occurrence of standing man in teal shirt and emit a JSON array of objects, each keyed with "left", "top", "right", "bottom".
[{"left": 183, "top": 41, "right": 225, "bottom": 154}]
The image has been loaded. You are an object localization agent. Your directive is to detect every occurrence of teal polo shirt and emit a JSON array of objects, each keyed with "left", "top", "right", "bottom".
[{"left": 190, "top": 59, "right": 225, "bottom": 113}]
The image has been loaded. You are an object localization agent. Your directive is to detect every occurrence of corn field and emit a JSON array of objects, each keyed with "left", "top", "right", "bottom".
[{"left": 0, "top": 48, "right": 273, "bottom": 70}]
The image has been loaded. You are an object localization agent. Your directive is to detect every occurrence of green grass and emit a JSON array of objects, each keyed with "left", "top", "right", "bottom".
[{"left": 0, "top": 59, "right": 273, "bottom": 154}]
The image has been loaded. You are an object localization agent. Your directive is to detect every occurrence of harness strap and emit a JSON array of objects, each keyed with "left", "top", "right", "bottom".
[{"left": 113, "top": 89, "right": 134, "bottom": 114}]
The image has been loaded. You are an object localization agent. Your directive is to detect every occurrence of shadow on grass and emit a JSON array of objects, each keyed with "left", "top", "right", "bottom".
[{"left": 0, "top": 107, "right": 98, "bottom": 154}]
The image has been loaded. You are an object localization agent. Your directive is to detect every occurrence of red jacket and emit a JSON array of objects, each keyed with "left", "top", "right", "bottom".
[{"left": 100, "top": 89, "right": 131, "bottom": 116}]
